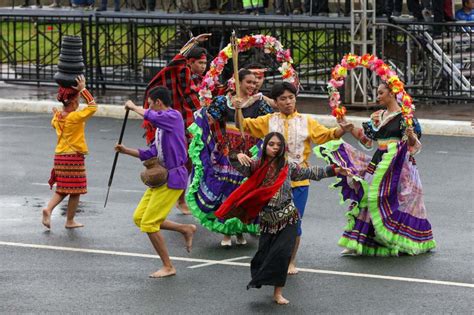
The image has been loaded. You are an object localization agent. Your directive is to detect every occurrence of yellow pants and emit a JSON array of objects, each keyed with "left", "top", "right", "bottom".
[{"left": 133, "top": 185, "right": 183, "bottom": 233}]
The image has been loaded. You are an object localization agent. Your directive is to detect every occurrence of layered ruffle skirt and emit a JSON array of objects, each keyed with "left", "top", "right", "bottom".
[
  {"left": 186, "top": 108, "right": 260, "bottom": 235},
  {"left": 315, "top": 140, "right": 436, "bottom": 256}
]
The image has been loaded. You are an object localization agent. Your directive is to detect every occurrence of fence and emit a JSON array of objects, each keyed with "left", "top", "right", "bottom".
[{"left": 0, "top": 11, "right": 472, "bottom": 102}]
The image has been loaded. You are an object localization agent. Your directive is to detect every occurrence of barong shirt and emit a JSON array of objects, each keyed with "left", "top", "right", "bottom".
[{"left": 241, "top": 111, "right": 340, "bottom": 187}]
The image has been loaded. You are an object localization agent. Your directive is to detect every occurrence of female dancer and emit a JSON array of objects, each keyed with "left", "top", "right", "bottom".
[
  {"left": 317, "top": 82, "right": 436, "bottom": 256},
  {"left": 42, "top": 75, "right": 97, "bottom": 229},
  {"left": 187, "top": 68, "right": 273, "bottom": 247},
  {"left": 216, "top": 132, "right": 342, "bottom": 304}
]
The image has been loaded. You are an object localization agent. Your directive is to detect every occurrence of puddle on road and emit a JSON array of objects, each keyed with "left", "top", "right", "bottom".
[{"left": 0, "top": 196, "right": 99, "bottom": 218}]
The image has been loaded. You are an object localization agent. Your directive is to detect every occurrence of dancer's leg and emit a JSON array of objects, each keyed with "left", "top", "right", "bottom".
[
  {"left": 42, "top": 192, "right": 66, "bottom": 229},
  {"left": 160, "top": 220, "right": 196, "bottom": 252},
  {"left": 65, "top": 194, "right": 83, "bottom": 228},
  {"left": 147, "top": 231, "right": 176, "bottom": 278},
  {"left": 288, "top": 186, "right": 308, "bottom": 274},
  {"left": 287, "top": 236, "right": 300, "bottom": 274},
  {"left": 273, "top": 286, "right": 289, "bottom": 305},
  {"left": 176, "top": 191, "right": 191, "bottom": 215}
]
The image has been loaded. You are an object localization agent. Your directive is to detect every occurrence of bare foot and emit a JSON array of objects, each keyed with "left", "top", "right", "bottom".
[
  {"left": 177, "top": 202, "right": 191, "bottom": 215},
  {"left": 183, "top": 224, "right": 197, "bottom": 253},
  {"left": 42, "top": 208, "right": 51, "bottom": 229},
  {"left": 65, "top": 221, "right": 84, "bottom": 229},
  {"left": 274, "top": 294, "right": 290, "bottom": 305},
  {"left": 149, "top": 266, "right": 176, "bottom": 278},
  {"left": 287, "top": 263, "right": 298, "bottom": 275}
]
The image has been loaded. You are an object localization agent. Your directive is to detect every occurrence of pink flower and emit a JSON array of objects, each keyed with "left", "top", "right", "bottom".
[{"left": 329, "top": 79, "right": 344, "bottom": 88}]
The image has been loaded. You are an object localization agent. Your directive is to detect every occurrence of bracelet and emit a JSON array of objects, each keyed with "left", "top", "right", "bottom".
[{"left": 80, "top": 88, "right": 95, "bottom": 104}]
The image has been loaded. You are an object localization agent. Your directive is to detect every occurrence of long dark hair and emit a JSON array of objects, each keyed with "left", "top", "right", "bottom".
[{"left": 260, "top": 132, "right": 287, "bottom": 173}]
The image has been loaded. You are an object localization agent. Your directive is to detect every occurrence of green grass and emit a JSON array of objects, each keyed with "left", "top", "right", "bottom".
[{"left": 0, "top": 21, "right": 176, "bottom": 65}]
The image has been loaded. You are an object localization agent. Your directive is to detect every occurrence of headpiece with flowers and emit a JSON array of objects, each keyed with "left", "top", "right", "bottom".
[
  {"left": 327, "top": 53, "right": 415, "bottom": 126},
  {"left": 198, "top": 34, "right": 299, "bottom": 106}
]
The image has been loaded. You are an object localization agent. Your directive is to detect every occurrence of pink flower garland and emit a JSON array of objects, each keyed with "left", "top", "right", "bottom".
[
  {"left": 327, "top": 53, "right": 415, "bottom": 126},
  {"left": 198, "top": 34, "right": 298, "bottom": 106}
]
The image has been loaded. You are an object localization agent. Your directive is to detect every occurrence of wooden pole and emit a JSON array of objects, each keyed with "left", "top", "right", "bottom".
[
  {"left": 104, "top": 109, "right": 129, "bottom": 208},
  {"left": 230, "top": 30, "right": 244, "bottom": 135}
]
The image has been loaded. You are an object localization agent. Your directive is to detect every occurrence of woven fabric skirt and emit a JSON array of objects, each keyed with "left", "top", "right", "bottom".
[
  {"left": 247, "top": 223, "right": 297, "bottom": 289},
  {"left": 48, "top": 153, "right": 87, "bottom": 195}
]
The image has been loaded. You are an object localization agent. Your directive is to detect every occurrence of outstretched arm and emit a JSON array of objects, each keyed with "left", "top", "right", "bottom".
[
  {"left": 115, "top": 144, "right": 140, "bottom": 158},
  {"left": 290, "top": 163, "right": 339, "bottom": 182}
]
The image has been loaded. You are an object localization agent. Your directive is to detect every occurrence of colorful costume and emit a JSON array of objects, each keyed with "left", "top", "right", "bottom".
[
  {"left": 218, "top": 155, "right": 335, "bottom": 288},
  {"left": 142, "top": 53, "right": 202, "bottom": 143},
  {"left": 48, "top": 88, "right": 96, "bottom": 195},
  {"left": 241, "top": 111, "right": 340, "bottom": 236},
  {"left": 134, "top": 109, "right": 188, "bottom": 233},
  {"left": 315, "top": 110, "right": 436, "bottom": 256},
  {"left": 186, "top": 95, "right": 273, "bottom": 235}
]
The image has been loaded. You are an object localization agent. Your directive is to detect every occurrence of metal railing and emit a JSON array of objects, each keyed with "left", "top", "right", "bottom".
[{"left": 1, "top": 12, "right": 472, "bottom": 102}]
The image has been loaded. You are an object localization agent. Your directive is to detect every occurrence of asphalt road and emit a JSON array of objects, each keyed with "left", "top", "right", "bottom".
[{"left": 0, "top": 112, "right": 472, "bottom": 314}]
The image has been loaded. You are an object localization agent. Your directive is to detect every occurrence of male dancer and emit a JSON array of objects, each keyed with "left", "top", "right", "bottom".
[
  {"left": 143, "top": 33, "right": 212, "bottom": 215},
  {"left": 115, "top": 86, "right": 196, "bottom": 278},
  {"left": 235, "top": 82, "right": 352, "bottom": 274}
]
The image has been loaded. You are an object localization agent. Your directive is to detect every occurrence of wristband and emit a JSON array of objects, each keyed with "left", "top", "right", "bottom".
[{"left": 80, "top": 88, "right": 95, "bottom": 104}]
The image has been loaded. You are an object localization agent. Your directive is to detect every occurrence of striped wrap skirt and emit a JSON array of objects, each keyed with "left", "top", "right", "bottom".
[{"left": 48, "top": 153, "right": 87, "bottom": 195}]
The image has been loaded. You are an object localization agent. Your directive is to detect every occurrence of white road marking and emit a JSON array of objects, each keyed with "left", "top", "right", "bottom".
[
  {"left": 0, "top": 124, "right": 49, "bottom": 129},
  {"left": 31, "top": 183, "right": 143, "bottom": 193},
  {"left": 0, "top": 115, "right": 48, "bottom": 120},
  {"left": 188, "top": 256, "right": 251, "bottom": 269},
  {"left": 436, "top": 151, "right": 449, "bottom": 154},
  {"left": 0, "top": 241, "right": 473, "bottom": 288}
]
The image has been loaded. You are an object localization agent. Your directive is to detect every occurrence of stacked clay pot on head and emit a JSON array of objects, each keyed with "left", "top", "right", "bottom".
[{"left": 54, "top": 36, "right": 85, "bottom": 87}]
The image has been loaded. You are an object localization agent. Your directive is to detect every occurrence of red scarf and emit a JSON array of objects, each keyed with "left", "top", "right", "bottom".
[{"left": 215, "top": 162, "right": 288, "bottom": 224}]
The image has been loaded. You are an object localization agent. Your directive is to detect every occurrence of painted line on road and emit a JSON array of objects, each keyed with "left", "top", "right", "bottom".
[
  {"left": 188, "top": 256, "right": 251, "bottom": 269},
  {"left": 1, "top": 241, "right": 473, "bottom": 289},
  {"left": 31, "top": 182, "right": 143, "bottom": 194},
  {"left": 0, "top": 115, "right": 48, "bottom": 120},
  {"left": 0, "top": 124, "right": 49, "bottom": 129}
]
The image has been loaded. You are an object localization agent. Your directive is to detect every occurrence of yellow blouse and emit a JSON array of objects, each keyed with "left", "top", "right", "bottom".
[
  {"left": 242, "top": 111, "right": 339, "bottom": 187},
  {"left": 51, "top": 104, "right": 97, "bottom": 154}
]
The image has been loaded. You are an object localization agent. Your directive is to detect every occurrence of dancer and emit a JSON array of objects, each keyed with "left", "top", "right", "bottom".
[
  {"left": 316, "top": 82, "right": 436, "bottom": 256},
  {"left": 143, "top": 33, "right": 212, "bottom": 215},
  {"left": 42, "top": 75, "right": 97, "bottom": 230},
  {"left": 187, "top": 68, "right": 273, "bottom": 247},
  {"left": 114, "top": 86, "right": 196, "bottom": 278},
  {"left": 216, "top": 132, "right": 343, "bottom": 305},
  {"left": 235, "top": 82, "right": 351, "bottom": 274},
  {"left": 246, "top": 63, "right": 276, "bottom": 109}
]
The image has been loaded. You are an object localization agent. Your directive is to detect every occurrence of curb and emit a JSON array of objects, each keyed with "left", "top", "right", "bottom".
[{"left": 0, "top": 99, "right": 472, "bottom": 137}]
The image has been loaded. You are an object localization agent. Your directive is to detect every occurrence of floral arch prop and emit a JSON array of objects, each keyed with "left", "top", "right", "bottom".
[
  {"left": 198, "top": 34, "right": 299, "bottom": 106},
  {"left": 327, "top": 53, "right": 415, "bottom": 126}
]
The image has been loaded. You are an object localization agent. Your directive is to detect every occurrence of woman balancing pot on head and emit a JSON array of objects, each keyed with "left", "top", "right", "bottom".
[
  {"left": 42, "top": 75, "right": 97, "bottom": 229},
  {"left": 319, "top": 82, "right": 436, "bottom": 256},
  {"left": 215, "top": 132, "right": 346, "bottom": 305}
]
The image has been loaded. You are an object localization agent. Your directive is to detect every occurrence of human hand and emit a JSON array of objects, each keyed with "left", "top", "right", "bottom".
[
  {"left": 72, "top": 74, "right": 86, "bottom": 91},
  {"left": 52, "top": 107, "right": 58, "bottom": 114},
  {"left": 405, "top": 126, "right": 415, "bottom": 139},
  {"left": 194, "top": 33, "right": 212, "bottom": 43},
  {"left": 237, "top": 153, "right": 252, "bottom": 167},
  {"left": 335, "top": 166, "right": 351, "bottom": 177},
  {"left": 338, "top": 118, "right": 354, "bottom": 132},
  {"left": 114, "top": 143, "right": 126, "bottom": 153},
  {"left": 232, "top": 96, "right": 243, "bottom": 109},
  {"left": 124, "top": 100, "right": 136, "bottom": 111}
]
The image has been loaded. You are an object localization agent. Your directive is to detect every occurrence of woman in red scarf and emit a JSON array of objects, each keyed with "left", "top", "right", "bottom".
[{"left": 216, "top": 132, "right": 344, "bottom": 305}]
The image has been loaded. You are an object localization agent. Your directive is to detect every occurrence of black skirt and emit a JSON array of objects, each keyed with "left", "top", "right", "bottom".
[{"left": 247, "top": 223, "right": 297, "bottom": 289}]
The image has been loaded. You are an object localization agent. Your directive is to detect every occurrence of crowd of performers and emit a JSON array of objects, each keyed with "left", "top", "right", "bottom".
[{"left": 41, "top": 34, "right": 436, "bottom": 305}]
